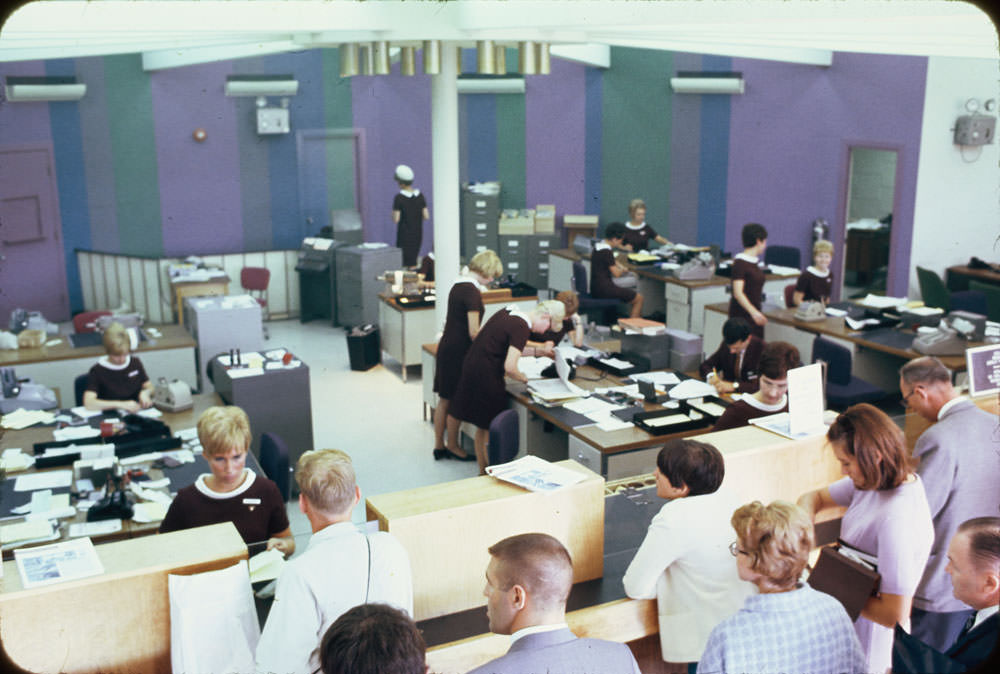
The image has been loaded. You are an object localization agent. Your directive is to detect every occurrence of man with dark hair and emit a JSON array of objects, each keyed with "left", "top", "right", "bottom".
[
  {"left": 699, "top": 317, "right": 764, "bottom": 394},
  {"left": 468, "top": 533, "right": 641, "bottom": 674},
  {"left": 623, "top": 440, "right": 753, "bottom": 670},
  {"left": 711, "top": 341, "right": 801, "bottom": 431},
  {"left": 899, "top": 356, "right": 1000, "bottom": 651},
  {"left": 319, "top": 603, "right": 426, "bottom": 674},
  {"left": 893, "top": 517, "right": 1000, "bottom": 673},
  {"left": 590, "top": 221, "right": 643, "bottom": 318}
]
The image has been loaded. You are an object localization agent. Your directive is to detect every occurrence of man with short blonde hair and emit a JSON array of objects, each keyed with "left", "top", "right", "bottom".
[{"left": 256, "top": 449, "right": 412, "bottom": 674}]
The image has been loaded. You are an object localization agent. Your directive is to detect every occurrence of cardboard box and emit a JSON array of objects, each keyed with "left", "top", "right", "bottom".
[
  {"left": 499, "top": 209, "right": 536, "bottom": 235},
  {"left": 534, "top": 204, "right": 556, "bottom": 234},
  {"left": 563, "top": 214, "right": 599, "bottom": 239}
]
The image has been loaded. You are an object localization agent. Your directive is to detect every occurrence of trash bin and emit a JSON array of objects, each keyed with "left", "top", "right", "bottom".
[{"left": 346, "top": 325, "right": 381, "bottom": 371}]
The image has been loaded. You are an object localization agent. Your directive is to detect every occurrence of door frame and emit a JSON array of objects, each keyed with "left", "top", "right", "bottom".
[{"left": 295, "top": 128, "right": 367, "bottom": 240}]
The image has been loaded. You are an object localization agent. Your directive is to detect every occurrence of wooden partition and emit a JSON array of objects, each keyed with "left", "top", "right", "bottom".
[
  {"left": 366, "top": 460, "right": 605, "bottom": 621},
  {"left": 0, "top": 522, "right": 246, "bottom": 674}
]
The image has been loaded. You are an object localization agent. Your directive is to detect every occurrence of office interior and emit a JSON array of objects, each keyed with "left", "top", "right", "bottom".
[{"left": 1, "top": 2, "right": 999, "bottom": 671}]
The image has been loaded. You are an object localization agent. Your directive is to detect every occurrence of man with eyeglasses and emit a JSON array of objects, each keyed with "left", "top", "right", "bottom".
[{"left": 898, "top": 356, "right": 1000, "bottom": 652}]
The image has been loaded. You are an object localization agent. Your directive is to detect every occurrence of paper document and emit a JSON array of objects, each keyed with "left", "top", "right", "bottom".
[
  {"left": 517, "top": 356, "right": 555, "bottom": 380},
  {"left": 486, "top": 455, "right": 587, "bottom": 492},
  {"left": 71, "top": 406, "right": 102, "bottom": 419},
  {"left": 598, "top": 357, "right": 635, "bottom": 370},
  {"left": 786, "top": 363, "right": 826, "bottom": 436},
  {"left": 825, "top": 307, "right": 848, "bottom": 317},
  {"left": 132, "top": 501, "right": 169, "bottom": 523},
  {"left": 860, "top": 293, "right": 907, "bottom": 309},
  {"left": 53, "top": 425, "right": 101, "bottom": 442},
  {"left": 631, "top": 371, "right": 681, "bottom": 387},
  {"left": 226, "top": 367, "right": 265, "bottom": 378},
  {"left": 1, "top": 449, "right": 33, "bottom": 472},
  {"left": 68, "top": 519, "right": 123, "bottom": 539},
  {"left": 844, "top": 316, "right": 882, "bottom": 331},
  {"left": 527, "top": 378, "right": 587, "bottom": 402},
  {"left": 0, "top": 519, "right": 55, "bottom": 546},
  {"left": 136, "top": 407, "right": 163, "bottom": 419},
  {"left": 668, "top": 379, "right": 717, "bottom": 399},
  {"left": 249, "top": 548, "right": 286, "bottom": 583},
  {"left": 15, "top": 537, "right": 105, "bottom": 589},
  {"left": 1, "top": 409, "right": 56, "bottom": 430},
  {"left": 14, "top": 469, "right": 73, "bottom": 492}
]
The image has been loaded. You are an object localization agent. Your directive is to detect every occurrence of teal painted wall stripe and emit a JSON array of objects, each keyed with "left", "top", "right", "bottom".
[
  {"left": 495, "top": 93, "right": 526, "bottom": 209},
  {"left": 324, "top": 49, "right": 356, "bottom": 211},
  {"left": 600, "top": 47, "right": 673, "bottom": 235},
  {"left": 103, "top": 54, "right": 163, "bottom": 256}
]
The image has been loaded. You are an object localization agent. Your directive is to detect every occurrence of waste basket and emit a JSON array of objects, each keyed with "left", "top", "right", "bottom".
[{"left": 346, "top": 325, "right": 380, "bottom": 371}]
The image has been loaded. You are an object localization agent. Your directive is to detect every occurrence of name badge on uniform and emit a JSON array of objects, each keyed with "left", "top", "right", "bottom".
[
  {"left": 128, "top": 369, "right": 139, "bottom": 377},
  {"left": 243, "top": 497, "right": 261, "bottom": 511}
]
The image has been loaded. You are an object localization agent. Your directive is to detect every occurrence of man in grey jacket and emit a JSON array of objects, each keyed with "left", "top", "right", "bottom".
[{"left": 899, "top": 356, "right": 1000, "bottom": 651}]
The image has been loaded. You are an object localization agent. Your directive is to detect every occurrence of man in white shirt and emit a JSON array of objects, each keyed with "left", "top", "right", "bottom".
[{"left": 256, "top": 449, "right": 413, "bottom": 674}]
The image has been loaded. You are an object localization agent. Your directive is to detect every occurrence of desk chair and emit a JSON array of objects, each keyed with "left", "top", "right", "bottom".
[
  {"left": 968, "top": 280, "right": 1000, "bottom": 322},
  {"left": 784, "top": 283, "right": 797, "bottom": 308},
  {"left": 74, "top": 373, "right": 89, "bottom": 407},
  {"left": 812, "top": 336, "right": 884, "bottom": 410},
  {"left": 72, "top": 310, "right": 111, "bottom": 333},
  {"left": 949, "top": 290, "right": 988, "bottom": 317},
  {"left": 764, "top": 245, "right": 801, "bottom": 270},
  {"left": 240, "top": 267, "right": 271, "bottom": 339},
  {"left": 572, "top": 260, "right": 619, "bottom": 326},
  {"left": 916, "top": 266, "right": 985, "bottom": 315},
  {"left": 259, "top": 432, "right": 291, "bottom": 503},
  {"left": 488, "top": 409, "right": 519, "bottom": 466}
]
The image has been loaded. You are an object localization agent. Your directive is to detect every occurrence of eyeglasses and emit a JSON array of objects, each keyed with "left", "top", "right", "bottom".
[
  {"left": 729, "top": 541, "right": 748, "bottom": 557},
  {"left": 901, "top": 386, "right": 920, "bottom": 407}
]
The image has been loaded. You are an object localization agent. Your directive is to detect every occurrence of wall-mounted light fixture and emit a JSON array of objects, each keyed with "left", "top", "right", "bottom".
[
  {"left": 423, "top": 40, "right": 441, "bottom": 75},
  {"left": 954, "top": 98, "right": 996, "bottom": 146},
  {"left": 519, "top": 41, "right": 538, "bottom": 75},
  {"left": 5, "top": 76, "right": 86, "bottom": 102},
  {"left": 477, "top": 40, "right": 496, "bottom": 75},
  {"left": 224, "top": 74, "right": 298, "bottom": 97},
  {"left": 340, "top": 44, "right": 359, "bottom": 78},
  {"left": 670, "top": 71, "right": 745, "bottom": 95},
  {"left": 400, "top": 46, "right": 416, "bottom": 76}
]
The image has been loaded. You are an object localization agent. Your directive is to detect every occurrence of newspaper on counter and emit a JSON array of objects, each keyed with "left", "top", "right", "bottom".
[
  {"left": 14, "top": 536, "right": 105, "bottom": 589},
  {"left": 486, "top": 455, "right": 586, "bottom": 493}
]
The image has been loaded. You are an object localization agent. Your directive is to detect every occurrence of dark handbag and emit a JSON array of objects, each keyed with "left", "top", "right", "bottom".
[
  {"left": 87, "top": 474, "right": 134, "bottom": 522},
  {"left": 807, "top": 540, "right": 881, "bottom": 621}
]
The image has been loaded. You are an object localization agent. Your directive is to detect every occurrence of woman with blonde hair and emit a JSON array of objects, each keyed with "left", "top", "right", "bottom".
[
  {"left": 698, "top": 501, "right": 864, "bottom": 673},
  {"left": 622, "top": 198, "right": 671, "bottom": 251},
  {"left": 527, "top": 290, "right": 584, "bottom": 355},
  {"left": 82, "top": 321, "right": 153, "bottom": 412}
]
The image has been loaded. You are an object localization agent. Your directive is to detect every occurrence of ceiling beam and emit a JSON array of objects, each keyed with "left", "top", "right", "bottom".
[{"left": 142, "top": 41, "right": 304, "bottom": 71}]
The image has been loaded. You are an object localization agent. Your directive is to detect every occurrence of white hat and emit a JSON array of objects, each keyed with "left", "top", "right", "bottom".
[{"left": 394, "top": 164, "right": 414, "bottom": 182}]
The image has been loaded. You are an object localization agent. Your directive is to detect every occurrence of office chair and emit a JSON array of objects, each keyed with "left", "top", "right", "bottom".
[
  {"left": 916, "top": 266, "right": 985, "bottom": 315},
  {"left": 949, "top": 290, "right": 988, "bottom": 317},
  {"left": 488, "top": 409, "right": 519, "bottom": 466},
  {"left": 812, "top": 336, "right": 884, "bottom": 410},
  {"left": 72, "top": 310, "right": 111, "bottom": 333},
  {"left": 572, "top": 260, "right": 619, "bottom": 326},
  {"left": 764, "top": 245, "right": 801, "bottom": 270},
  {"left": 74, "top": 373, "right": 89, "bottom": 407},
  {"left": 259, "top": 431, "right": 291, "bottom": 503},
  {"left": 241, "top": 266, "right": 271, "bottom": 338},
  {"left": 969, "top": 280, "right": 1000, "bottom": 322},
  {"left": 784, "top": 284, "right": 797, "bottom": 308}
]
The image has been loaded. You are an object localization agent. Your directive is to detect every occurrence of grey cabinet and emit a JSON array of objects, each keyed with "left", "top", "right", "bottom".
[{"left": 335, "top": 245, "right": 403, "bottom": 327}]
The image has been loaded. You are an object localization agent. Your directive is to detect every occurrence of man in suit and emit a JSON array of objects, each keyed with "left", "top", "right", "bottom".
[
  {"left": 467, "top": 533, "right": 641, "bottom": 674},
  {"left": 900, "top": 357, "right": 1000, "bottom": 650},
  {"left": 699, "top": 317, "right": 764, "bottom": 394},
  {"left": 892, "top": 517, "right": 1000, "bottom": 673}
]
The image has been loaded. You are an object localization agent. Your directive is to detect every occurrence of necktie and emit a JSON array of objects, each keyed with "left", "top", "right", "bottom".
[{"left": 957, "top": 614, "right": 977, "bottom": 641}]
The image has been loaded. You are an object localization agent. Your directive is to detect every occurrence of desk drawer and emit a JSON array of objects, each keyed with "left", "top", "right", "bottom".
[
  {"left": 666, "top": 301, "right": 690, "bottom": 330},
  {"left": 665, "top": 282, "right": 690, "bottom": 304}
]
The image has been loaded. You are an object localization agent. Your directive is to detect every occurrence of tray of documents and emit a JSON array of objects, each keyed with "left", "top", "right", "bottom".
[
  {"left": 588, "top": 351, "right": 650, "bottom": 377},
  {"left": 631, "top": 400, "right": 715, "bottom": 435},
  {"left": 680, "top": 395, "right": 731, "bottom": 420}
]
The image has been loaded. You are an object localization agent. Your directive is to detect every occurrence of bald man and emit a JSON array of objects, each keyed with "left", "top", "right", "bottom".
[{"left": 467, "top": 533, "right": 640, "bottom": 674}]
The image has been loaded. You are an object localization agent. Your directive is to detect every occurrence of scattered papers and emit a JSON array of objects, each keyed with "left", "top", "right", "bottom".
[
  {"left": 249, "top": 548, "right": 286, "bottom": 583},
  {"left": 162, "top": 448, "right": 196, "bottom": 464},
  {"left": 14, "top": 469, "right": 73, "bottom": 492},
  {"left": 53, "top": 425, "right": 101, "bottom": 442},
  {"left": 486, "top": 455, "right": 587, "bottom": 492},
  {"left": 129, "top": 482, "right": 174, "bottom": 508},
  {"left": 563, "top": 397, "right": 624, "bottom": 417},
  {"left": 518, "top": 356, "right": 555, "bottom": 380},
  {"left": 825, "top": 307, "right": 848, "bottom": 317},
  {"left": 15, "top": 537, "right": 105, "bottom": 589},
  {"left": 1, "top": 449, "right": 34, "bottom": 472},
  {"left": 597, "top": 356, "right": 635, "bottom": 370},
  {"left": 132, "top": 501, "right": 169, "bottom": 523},
  {"left": 175, "top": 427, "right": 200, "bottom": 442},
  {"left": 1, "top": 519, "right": 55, "bottom": 546},
  {"left": 630, "top": 371, "right": 681, "bottom": 387},
  {"left": 845, "top": 316, "right": 882, "bottom": 331},
  {"left": 527, "top": 378, "right": 587, "bottom": 402},
  {"left": 136, "top": 407, "right": 163, "bottom": 419},
  {"left": 118, "top": 451, "right": 164, "bottom": 466},
  {"left": 70, "top": 406, "right": 102, "bottom": 420},
  {"left": 1, "top": 409, "right": 56, "bottom": 429},
  {"left": 859, "top": 293, "right": 908, "bottom": 309},
  {"left": 68, "top": 519, "right": 122, "bottom": 539},
  {"left": 668, "top": 379, "right": 717, "bottom": 399}
]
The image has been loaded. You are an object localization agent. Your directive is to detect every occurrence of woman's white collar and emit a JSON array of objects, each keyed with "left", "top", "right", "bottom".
[
  {"left": 807, "top": 266, "right": 830, "bottom": 278},
  {"left": 98, "top": 355, "right": 132, "bottom": 371},
  {"left": 594, "top": 241, "right": 611, "bottom": 251},
  {"left": 744, "top": 393, "right": 787, "bottom": 412},
  {"left": 735, "top": 252, "right": 759, "bottom": 264},
  {"left": 399, "top": 188, "right": 420, "bottom": 198},
  {"left": 194, "top": 469, "right": 257, "bottom": 499},
  {"left": 506, "top": 305, "right": 531, "bottom": 327},
  {"left": 625, "top": 221, "right": 646, "bottom": 230}
]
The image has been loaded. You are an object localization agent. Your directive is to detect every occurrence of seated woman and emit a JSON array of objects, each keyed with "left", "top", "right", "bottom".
[
  {"left": 624, "top": 439, "right": 754, "bottom": 673},
  {"left": 792, "top": 239, "right": 834, "bottom": 307},
  {"left": 591, "top": 222, "right": 643, "bottom": 318},
  {"left": 698, "top": 501, "right": 865, "bottom": 674},
  {"left": 798, "top": 404, "right": 934, "bottom": 673},
  {"left": 527, "top": 290, "right": 585, "bottom": 356},
  {"left": 160, "top": 406, "right": 295, "bottom": 556},
  {"left": 621, "top": 198, "right": 671, "bottom": 252},
  {"left": 711, "top": 341, "right": 800, "bottom": 432},
  {"left": 698, "top": 317, "right": 764, "bottom": 394},
  {"left": 83, "top": 321, "right": 153, "bottom": 412}
]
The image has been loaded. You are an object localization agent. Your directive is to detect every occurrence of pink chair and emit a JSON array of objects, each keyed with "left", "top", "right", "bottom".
[
  {"left": 784, "top": 283, "right": 797, "bottom": 308},
  {"left": 72, "top": 310, "right": 111, "bottom": 333},
  {"left": 241, "top": 267, "right": 271, "bottom": 337}
]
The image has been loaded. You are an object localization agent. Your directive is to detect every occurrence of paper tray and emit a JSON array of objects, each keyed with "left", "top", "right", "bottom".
[
  {"left": 588, "top": 351, "right": 650, "bottom": 377},
  {"left": 681, "top": 395, "right": 731, "bottom": 420},
  {"left": 632, "top": 404, "right": 713, "bottom": 436}
]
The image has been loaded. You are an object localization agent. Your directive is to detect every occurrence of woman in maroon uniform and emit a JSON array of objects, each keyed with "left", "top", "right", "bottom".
[
  {"left": 591, "top": 222, "right": 644, "bottom": 318},
  {"left": 432, "top": 249, "right": 502, "bottom": 461},
  {"left": 793, "top": 239, "right": 835, "bottom": 306},
  {"left": 447, "top": 300, "right": 565, "bottom": 473},
  {"left": 712, "top": 341, "right": 800, "bottom": 432},
  {"left": 729, "top": 222, "right": 769, "bottom": 338},
  {"left": 621, "top": 198, "right": 671, "bottom": 252}
]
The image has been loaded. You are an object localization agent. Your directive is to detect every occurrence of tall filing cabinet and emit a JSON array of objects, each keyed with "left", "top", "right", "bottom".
[
  {"left": 335, "top": 244, "right": 403, "bottom": 327},
  {"left": 498, "top": 235, "right": 529, "bottom": 282},
  {"left": 526, "top": 234, "right": 560, "bottom": 291},
  {"left": 461, "top": 183, "right": 500, "bottom": 260},
  {"left": 183, "top": 294, "right": 265, "bottom": 393}
]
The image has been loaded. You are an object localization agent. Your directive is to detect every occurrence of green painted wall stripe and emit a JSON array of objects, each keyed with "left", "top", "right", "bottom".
[
  {"left": 496, "top": 93, "right": 526, "bottom": 209},
  {"left": 324, "top": 48, "right": 357, "bottom": 211},
  {"left": 103, "top": 54, "right": 163, "bottom": 256},
  {"left": 600, "top": 47, "right": 673, "bottom": 234}
]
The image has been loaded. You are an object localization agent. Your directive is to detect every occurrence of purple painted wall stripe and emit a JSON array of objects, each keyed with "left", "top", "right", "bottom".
[{"left": 667, "top": 52, "right": 704, "bottom": 245}]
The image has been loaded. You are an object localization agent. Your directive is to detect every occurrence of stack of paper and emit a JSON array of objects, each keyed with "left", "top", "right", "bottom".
[
  {"left": 668, "top": 379, "right": 717, "bottom": 399},
  {"left": 1, "top": 408, "right": 56, "bottom": 429},
  {"left": 486, "top": 455, "right": 587, "bottom": 492}
]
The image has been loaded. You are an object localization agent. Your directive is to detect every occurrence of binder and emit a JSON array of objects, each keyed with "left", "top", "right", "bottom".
[{"left": 807, "top": 540, "right": 881, "bottom": 621}]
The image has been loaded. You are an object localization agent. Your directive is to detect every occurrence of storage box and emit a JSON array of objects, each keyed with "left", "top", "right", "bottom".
[
  {"left": 665, "top": 327, "right": 702, "bottom": 355},
  {"left": 620, "top": 332, "right": 672, "bottom": 370},
  {"left": 563, "top": 214, "right": 599, "bottom": 241},
  {"left": 670, "top": 349, "right": 701, "bottom": 373},
  {"left": 534, "top": 204, "right": 556, "bottom": 234},
  {"left": 499, "top": 209, "right": 536, "bottom": 235}
]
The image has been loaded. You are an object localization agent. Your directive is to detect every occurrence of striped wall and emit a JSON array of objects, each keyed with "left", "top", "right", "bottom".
[{"left": 0, "top": 46, "right": 929, "bottom": 316}]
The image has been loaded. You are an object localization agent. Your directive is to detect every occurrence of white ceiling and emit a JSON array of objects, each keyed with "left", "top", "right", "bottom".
[{"left": 1, "top": 0, "right": 997, "bottom": 70}]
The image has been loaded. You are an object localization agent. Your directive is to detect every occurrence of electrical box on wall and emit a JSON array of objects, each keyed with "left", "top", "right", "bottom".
[
  {"left": 256, "top": 107, "right": 289, "bottom": 135},
  {"left": 954, "top": 115, "right": 995, "bottom": 146}
]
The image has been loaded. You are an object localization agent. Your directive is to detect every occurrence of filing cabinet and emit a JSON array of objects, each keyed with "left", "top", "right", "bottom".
[{"left": 335, "top": 244, "right": 403, "bottom": 327}]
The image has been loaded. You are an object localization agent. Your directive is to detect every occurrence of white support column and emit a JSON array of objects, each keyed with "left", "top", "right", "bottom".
[{"left": 431, "top": 42, "right": 460, "bottom": 333}]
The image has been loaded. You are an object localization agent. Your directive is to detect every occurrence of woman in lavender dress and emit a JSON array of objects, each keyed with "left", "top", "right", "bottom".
[{"left": 797, "top": 403, "right": 934, "bottom": 674}]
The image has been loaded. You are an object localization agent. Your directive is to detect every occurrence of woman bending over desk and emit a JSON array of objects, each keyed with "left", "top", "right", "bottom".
[
  {"left": 83, "top": 322, "right": 154, "bottom": 412},
  {"left": 527, "top": 290, "right": 585, "bottom": 356},
  {"left": 160, "top": 405, "right": 295, "bottom": 556}
]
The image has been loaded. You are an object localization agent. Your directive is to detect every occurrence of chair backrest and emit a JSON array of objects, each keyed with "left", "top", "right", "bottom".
[
  {"left": 240, "top": 267, "right": 271, "bottom": 292},
  {"left": 73, "top": 310, "right": 112, "bottom": 334},
  {"left": 916, "top": 266, "right": 950, "bottom": 311},
  {"left": 812, "top": 336, "right": 852, "bottom": 386},
  {"left": 950, "top": 290, "right": 988, "bottom": 317},
  {"left": 259, "top": 431, "right": 291, "bottom": 502},
  {"left": 784, "top": 283, "right": 797, "bottom": 308},
  {"left": 74, "top": 373, "right": 89, "bottom": 407},
  {"left": 764, "top": 245, "right": 801, "bottom": 269},
  {"left": 968, "top": 280, "right": 1000, "bottom": 322},
  {"left": 571, "top": 260, "right": 588, "bottom": 296},
  {"left": 488, "top": 409, "right": 519, "bottom": 466}
]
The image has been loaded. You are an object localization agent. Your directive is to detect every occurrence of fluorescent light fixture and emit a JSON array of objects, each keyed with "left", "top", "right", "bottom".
[
  {"left": 457, "top": 76, "right": 525, "bottom": 95},
  {"left": 670, "top": 71, "right": 745, "bottom": 95},
  {"left": 5, "top": 76, "right": 86, "bottom": 102},
  {"left": 224, "top": 74, "right": 298, "bottom": 97}
]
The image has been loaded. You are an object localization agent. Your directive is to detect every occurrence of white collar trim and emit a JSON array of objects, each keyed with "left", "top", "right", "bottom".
[
  {"left": 194, "top": 469, "right": 256, "bottom": 499},
  {"left": 98, "top": 355, "right": 132, "bottom": 371},
  {"left": 807, "top": 266, "right": 830, "bottom": 277},
  {"left": 735, "top": 252, "right": 759, "bottom": 264},
  {"left": 453, "top": 274, "right": 485, "bottom": 292},
  {"left": 399, "top": 188, "right": 420, "bottom": 197},
  {"left": 594, "top": 241, "right": 611, "bottom": 251},
  {"left": 626, "top": 221, "right": 646, "bottom": 230},
  {"left": 507, "top": 305, "right": 531, "bottom": 327},
  {"left": 744, "top": 393, "right": 787, "bottom": 412}
]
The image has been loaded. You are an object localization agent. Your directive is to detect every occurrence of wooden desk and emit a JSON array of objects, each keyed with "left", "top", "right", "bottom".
[
  {"left": 0, "top": 522, "right": 246, "bottom": 674},
  {"left": 170, "top": 274, "right": 230, "bottom": 327},
  {"left": 0, "top": 324, "right": 197, "bottom": 408},
  {"left": 947, "top": 264, "right": 1000, "bottom": 291},
  {"left": 704, "top": 302, "right": 970, "bottom": 392},
  {"left": 379, "top": 292, "right": 538, "bottom": 383}
]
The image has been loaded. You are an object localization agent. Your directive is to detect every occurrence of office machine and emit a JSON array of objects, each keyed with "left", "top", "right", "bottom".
[
  {"left": 0, "top": 368, "right": 58, "bottom": 413},
  {"left": 381, "top": 270, "right": 421, "bottom": 296},
  {"left": 152, "top": 377, "right": 193, "bottom": 413},
  {"left": 674, "top": 253, "right": 715, "bottom": 281},
  {"left": 296, "top": 236, "right": 346, "bottom": 324},
  {"left": 572, "top": 235, "right": 596, "bottom": 256},
  {"left": 912, "top": 310, "right": 987, "bottom": 356},
  {"left": 794, "top": 301, "right": 827, "bottom": 322}
]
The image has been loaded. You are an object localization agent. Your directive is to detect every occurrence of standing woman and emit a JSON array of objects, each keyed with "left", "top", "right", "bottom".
[
  {"left": 432, "top": 250, "right": 503, "bottom": 461},
  {"left": 622, "top": 198, "right": 671, "bottom": 252},
  {"left": 391, "top": 164, "right": 429, "bottom": 268},
  {"left": 797, "top": 403, "right": 934, "bottom": 673},
  {"left": 447, "top": 300, "right": 565, "bottom": 473},
  {"left": 729, "top": 223, "right": 768, "bottom": 338}
]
